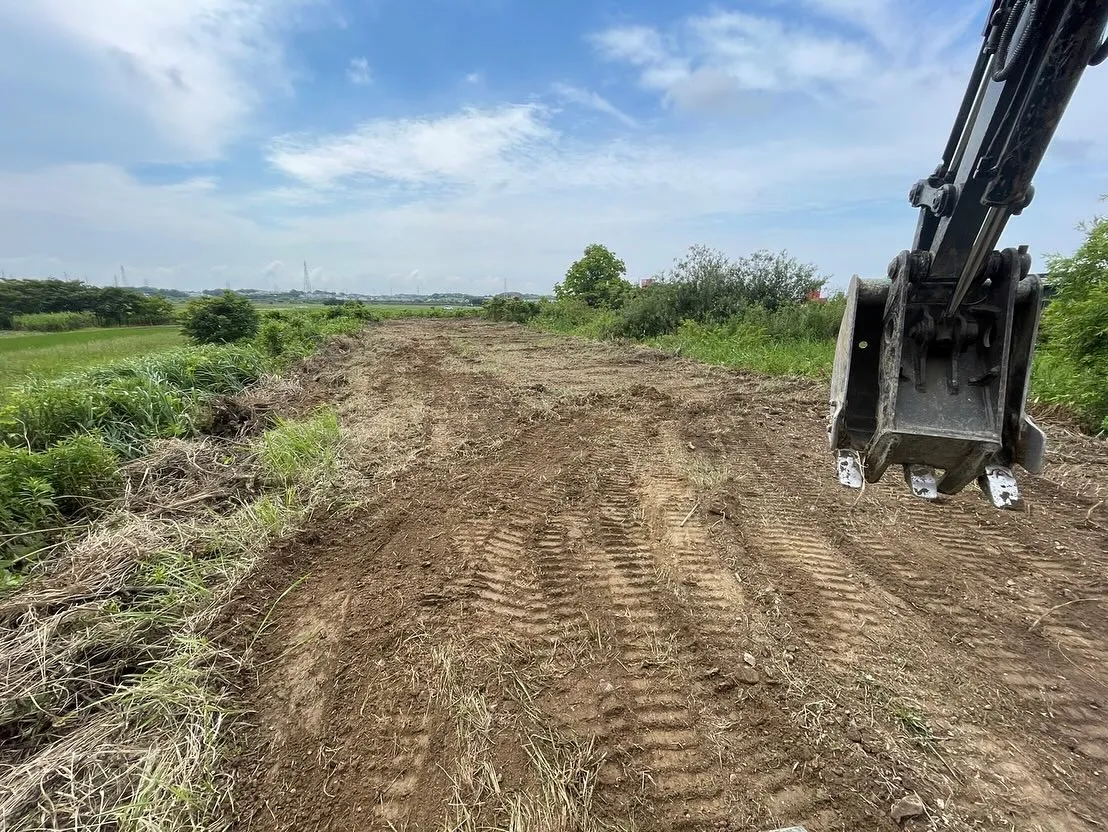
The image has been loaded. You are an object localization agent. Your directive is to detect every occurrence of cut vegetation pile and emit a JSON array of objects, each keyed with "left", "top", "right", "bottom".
[
  {"left": 0, "top": 303, "right": 369, "bottom": 830},
  {"left": 0, "top": 407, "right": 345, "bottom": 831}
]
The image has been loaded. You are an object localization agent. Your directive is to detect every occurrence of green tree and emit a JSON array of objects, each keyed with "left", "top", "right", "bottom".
[
  {"left": 179, "top": 290, "right": 260, "bottom": 344},
  {"left": 128, "top": 294, "right": 176, "bottom": 325},
  {"left": 732, "top": 249, "right": 825, "bottom": 311},
  {"left": 555, "top": 244, "right": 632, "bottom": 308},
  {"left": 1037, "top": 212, "right": 1108, "bottom": 430},
  {"left": 92, "top": 286, "right": 137, "bottom": 327}
]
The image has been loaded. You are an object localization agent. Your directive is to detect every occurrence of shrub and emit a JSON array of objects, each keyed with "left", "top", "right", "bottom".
[
  {"left": 660, "top": 245, "right": 826, "bottom": 322},
  {"left": 533, "top": 297, "right": 601, "bottom": 331},
  {"left": 255, "top": 315, "right": 324, "bottom": 364},
  {"left": 179, "top": 291, "right": 260, "bottom": 345},
  {"left": 1032, "top": 212, "right": 1108, "bottom": 431},
  {"left": 616, "top": 283, "right": 680, "bottom": 338},
  {"left": 484, "top": 296, "right": 541, "bottom": 323},
  {"left": 11, "top": 311, "right": 100, "bottom": 332}
]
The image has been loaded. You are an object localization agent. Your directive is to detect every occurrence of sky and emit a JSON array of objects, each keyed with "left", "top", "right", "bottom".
[{"left": 1, "top": 0, "right": 1106, "bottom": 296}]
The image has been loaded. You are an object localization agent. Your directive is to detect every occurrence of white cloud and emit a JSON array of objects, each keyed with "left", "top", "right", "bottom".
[
  {"left": 267, "top": 105, "right": 555, "bottom": 187},
  {"left": 465, "top": 71, "right": 483, "bottom": 84},
  {"left": 3, "top": 2, "right": 1107, "bottom": 299},
  {"left": 589, "top": 6, "right": 978, "bottom": 113},
  {"left": 590, "top": 25, "right": 689, "bottom": 92},
  {"left": 551, "top": 83, "right": 637, "bottom": 127},
  {"left": 0, "top": 0, "right": 304, "bottom": 161},
  {"left": 347, "top": 56, "right": 372, "bottom": 85}
]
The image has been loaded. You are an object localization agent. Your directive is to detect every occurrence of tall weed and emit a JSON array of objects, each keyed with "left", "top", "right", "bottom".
[
  {"left": 12, "top": 311, "right": 100, "bottom": 332},
  {"left": 1, "top": 434, "right": 120, "bottom": 572},
  {"left": 0, "top": 346, "right": 266, "bottom": 454}
]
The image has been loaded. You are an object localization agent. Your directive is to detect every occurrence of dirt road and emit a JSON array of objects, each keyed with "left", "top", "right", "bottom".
[{"left": 226, "top": 319, "right": 1108, "bottom": 832}]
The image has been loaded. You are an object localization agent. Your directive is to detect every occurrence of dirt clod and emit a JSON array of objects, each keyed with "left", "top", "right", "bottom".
[{"left": 737, "top": 666, "right": 762, "bottom": 684}]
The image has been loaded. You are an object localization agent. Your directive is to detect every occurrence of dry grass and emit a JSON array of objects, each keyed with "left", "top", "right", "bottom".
[{"left": 416, "top": 631, "right": 615, "bottom": 832}]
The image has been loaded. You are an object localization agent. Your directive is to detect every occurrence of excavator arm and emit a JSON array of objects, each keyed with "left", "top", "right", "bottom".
[{"left": 829, "top": 0, "right": 1108, "bottom": 507}]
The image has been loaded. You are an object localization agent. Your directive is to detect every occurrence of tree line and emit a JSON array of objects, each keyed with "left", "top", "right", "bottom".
[
  {"left": 487, "top": 242, "right": 836, "bottom": 339},
  {"left": 0, "top": 278, "right": 176, "bottom": 329}
]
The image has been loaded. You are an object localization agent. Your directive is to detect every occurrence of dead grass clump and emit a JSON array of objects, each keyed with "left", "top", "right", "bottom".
[
  {"left": 120, "top": 439, "right": 260, "bottom": 515},
  {"left": 423, "top": 633, "right": 612, "bottom": 832}
]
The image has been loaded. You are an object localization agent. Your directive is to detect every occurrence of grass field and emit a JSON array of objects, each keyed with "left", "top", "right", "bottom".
[{"left": 0, "top": 326, "right": 184, "bottom": 388}]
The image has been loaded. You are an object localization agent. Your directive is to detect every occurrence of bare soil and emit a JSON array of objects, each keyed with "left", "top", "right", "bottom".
[{"left": 224, "top": 319, "right": 1108, "bottom": 832}]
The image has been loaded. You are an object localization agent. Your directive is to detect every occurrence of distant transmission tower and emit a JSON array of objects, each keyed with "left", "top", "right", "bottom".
[
  {"left": 303, "top": 261, "right": 312, "bottom": 294},
  {"left": 120, "top": 265, "right": 128, "bottom": 287}
]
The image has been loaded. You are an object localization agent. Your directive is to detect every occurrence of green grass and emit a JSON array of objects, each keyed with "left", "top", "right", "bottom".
[
  {"left": 0, "top": 304, "right": 373, "bottom": 579},
  {"left": 1, "top": 345, "right": 267, "bottom": 454},
  {"left": 372, "top": 304, "right": 482, "bottom": 319},
  {"left": 0, "top": 327, "right": 184, "bottom": 388},
  {"left": 257, "top": 409, "right": 341, "bottom": 484},
  {"left": 531, "top": 303, "right": 838, "bottom": 378},
  {"left": 648, "top": 326, "right": 836, "bottom": 377}
]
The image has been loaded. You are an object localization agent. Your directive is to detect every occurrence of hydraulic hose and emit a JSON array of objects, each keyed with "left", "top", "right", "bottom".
[{"left": 993, "top": 0, "right": 1039, "bottom": 82}]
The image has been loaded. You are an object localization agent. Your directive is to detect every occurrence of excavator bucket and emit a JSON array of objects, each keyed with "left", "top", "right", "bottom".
[
  {"left": 823, "top": 0, "right": 1108, "bottom": 506},
  {"left": 828, "top": 248, "right": 1047, "bottom": 506}
]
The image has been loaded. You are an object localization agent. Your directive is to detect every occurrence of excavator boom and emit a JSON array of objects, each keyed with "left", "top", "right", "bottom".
[{"left": 829, "top": 0, "right": 1108, "bottom": 506}]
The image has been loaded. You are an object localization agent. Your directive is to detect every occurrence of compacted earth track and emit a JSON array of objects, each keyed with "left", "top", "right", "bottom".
[{"left": 226, "top": 319, "right": 1108, "bottom": 832}]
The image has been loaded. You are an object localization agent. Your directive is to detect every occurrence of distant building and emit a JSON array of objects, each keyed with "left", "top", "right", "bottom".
[
  {"left": 806, "top": 288, "right": 826, "bottom": 303},
  {"left": 640, "top": 278, "right": 656, "bottom": 288}
]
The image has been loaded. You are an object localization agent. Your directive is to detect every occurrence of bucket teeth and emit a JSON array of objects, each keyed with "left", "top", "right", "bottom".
[
  {"left": 978, "top": 464, "right": 1021, "bottom": 509},
  {"left": 904, "top": 465, "right": 938, "bottom": 500},
  {"left": 835, "top": 450, "right": 864, "bottom": 489}
]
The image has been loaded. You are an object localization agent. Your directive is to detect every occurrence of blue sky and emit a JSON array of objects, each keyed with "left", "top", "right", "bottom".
[{"left": 1, "top": 0, "right": 1105, "bottom": 295}]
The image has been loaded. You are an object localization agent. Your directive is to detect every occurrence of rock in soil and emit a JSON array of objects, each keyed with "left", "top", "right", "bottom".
[{"left": 890, "top": 792, "right": 926, "bottom": 822}]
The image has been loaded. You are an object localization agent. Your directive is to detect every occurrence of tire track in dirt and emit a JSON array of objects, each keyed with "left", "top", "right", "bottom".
[
  {"left": 711, "top": 421, "right": 1108, "bottom": 829},
  {"left": 725, "top": 451, "right": 889, "bottom": 673},
  {"left": 359, "top": 707, "right": 435, "bottom": 830},
  {"left": 232, "top": 320, "right": 1108, "bottom": 832},
  {"left": 634, "top": 437, "right": 874, "bottom": 829},
  {"left": 588, "top": 454, "right": 727, "bottom": 822},
  {"left": 644, "top": 472, "right": 750, "bottom": 657},
  {"left": 902, "top": 505, "right": 1108, "bottom": 666},
  {"left": 844, "top": 503, "right": 1108, "bottom": 788}
]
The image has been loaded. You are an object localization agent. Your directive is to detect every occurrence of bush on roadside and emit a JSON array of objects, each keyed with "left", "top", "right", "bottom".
[
  {"left": 255, "top": 308, "right": 364, "bottom": 364},
  {"left": 616, "top": 283, "right": 681, "bottom": 338},
  {"left": 180, "top": 291, "right": 260, "bottom": 345}
]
